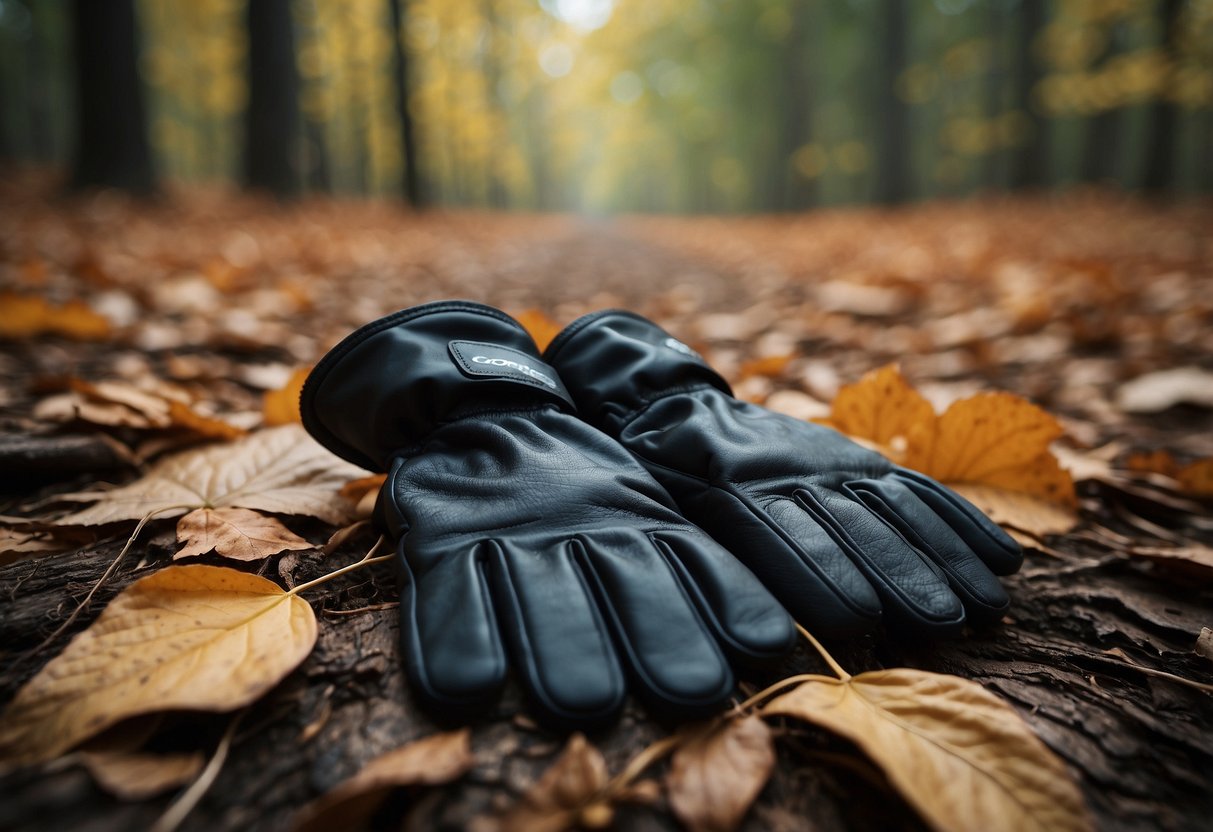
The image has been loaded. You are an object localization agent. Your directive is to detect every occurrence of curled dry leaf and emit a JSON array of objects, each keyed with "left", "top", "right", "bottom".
[
  {"left": 1115, "top": 367, "right": 1213, "bottom": 413},
  {"left": 822, "top": 365, "right": 1077, "bottom": 534},
  {"left": 54, "top": 425, "right": 363, "bottom": 526},
  {"left": 1195, "top": 628, "right": 1213, "bottom": 662},
  {"left": 262, "top": 366, "right": 311, "bottom": 427},
  {"left": 34, "top": 378, "right": 245, "bottom": 440},
  {"left": 291, "top": 729, "right": 473, "bottom": 832},
  {"left": 174, "top": 507, "right": 314, "bottom": 562},
  {"left": 762, "top": 668, "right": 1093, "bottom": 832},
  {"left": 488, "top": 733, "right": 612, "bottom": 832},
  {"left": 79, "top": 749, "right": 205, "bottom": 800},
  {"left": 0, "top": 564, "right": 317, "bottom": 767},
  {"left": 667, "top": 715, "right": 775, "bottom": 832},
  {"left": 0, "top": 527, "right": 69, "bottom": 566}
]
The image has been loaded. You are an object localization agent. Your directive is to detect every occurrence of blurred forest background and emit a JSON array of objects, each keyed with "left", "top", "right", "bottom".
[{"left": 0, "top": 0, "right": 1210, "bottom": 213}]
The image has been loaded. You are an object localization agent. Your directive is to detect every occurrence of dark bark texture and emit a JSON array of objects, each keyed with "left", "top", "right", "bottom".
[{"left": 243, "top": 0, "right": 301, "bottom": 197}]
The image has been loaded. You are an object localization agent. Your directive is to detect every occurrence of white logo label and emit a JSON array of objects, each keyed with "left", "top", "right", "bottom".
[{"left": 472, "top": 355, "right": 558, "bottom": 389}]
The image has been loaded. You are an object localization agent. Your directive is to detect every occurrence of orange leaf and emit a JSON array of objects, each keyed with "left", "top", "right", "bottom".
[
  {"left": 738, "top": 353, "right": 795, "bottom": 380},
  {"left": 174, "top": 507, "right": 314, "bottom": 562},
  {"left": 263, "top": 366, "right": 311, "bottom": 427},
  {"left": 825, "top": 364, "right": 936, "bottom": 454},
  {"left": 0, "top": 293, "right": 112, "bottom": 341},
  {"left": 1124, "top": 449, "right": 1180, "bottom": 478},
  {"left": 514, "top": 308, "right": 562, "bottom": 352},
  {"left": 1178, "top": 458, "right": 1213, "bottom": 497},
  {"left": 167, "top": 400, "right": 247, "bottom": 441}
]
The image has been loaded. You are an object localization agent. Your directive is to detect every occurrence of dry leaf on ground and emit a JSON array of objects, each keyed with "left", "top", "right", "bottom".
[
  {"left": 263, "top": 366, "right": 311, "bottom": 427},
  {"left": 514, "top": 308, "right": 563, "bottom": 352},
  {"left": 822, "top": 365, "right": 1077, "bottom": 534},
  {"left": 1177, "top": 459, "right": 1213, "bottom": 496},
  {"left": 667, "top": 715, "right": 775, "bottom": 832},
  {"left": 78, "top": 748, "right": 205, "bottom": 800},
  {"left": 174, "top": 507, "right": 313, "bottom": 562},
  {"left": 1115, "top": 367, "right": 1213, "bottom": 413},
  {"left": 485, "top": 733, "right": 612, "bottom": 832},
  {"left": 34, "top": 378, "right": 245, "bottom": 440},
  {"left": 762, "top": 668, "right": 1092, "bottom": 832},
  {"left": 292, "top": 730, "right": 473, "bottom": 832},
  {"left": 0, "top": 293, "right": 112, "bottom": 340},
  {"left": 0, "top": 528, "right": 70, "bottom": 566},
  {"left": 54, "top": 425, "right": 363, "bottom": 526},
  {"left": 1195, "top": 628, "right": 1213, "bottom": 662},
  {"left": 0, "top": 564, "right": 317, "bottom": 767}
]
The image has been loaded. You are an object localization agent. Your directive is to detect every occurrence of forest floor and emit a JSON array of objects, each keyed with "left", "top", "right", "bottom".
[{"left": 1, "top": 172, "right": 1211, "bottom": 832}]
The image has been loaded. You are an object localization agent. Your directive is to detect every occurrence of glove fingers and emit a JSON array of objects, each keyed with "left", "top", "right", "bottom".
[
  {"left": 892, "top": 468, "right": 1024, "bottom": 576},
  {"left": 648, "top": 529, "right": 795, "bottom": 663},
  {"left": 486, "top": 539, "right": 625, "bottom": 727},
  {"left": 800, "top": 487, "right": 966, "bottom": 634},
  {"left": 845, "top": 478, "right": 1010, "bottom": 623},
  {"left": 401, "top": 546, "right": 507, "bottom": 715},
  {"left": 576, "top": 528, "right": 735, "bottom": 717}
]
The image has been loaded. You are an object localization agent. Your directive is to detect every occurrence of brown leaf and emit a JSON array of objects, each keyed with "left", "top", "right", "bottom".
[
  {"left": 174, "top": 507, "right": 313, "bottom": 562},
  {"left": 762, "top": 669, "right": 1092, "bottom": 832},
  {"left": 292, "top": 730, "right": 473, "bottom": 832},
  {"left": 0, "top": 528, "right": 70, "bottom": 566},
  {"left": 1177, "top": 458, "right": 1213, "bottom": 496},
  {"left": 490, "top": 733, "right": 611, "bottom": 832},
  {"left": 667, "top": 715, "right": 775, "bottom": 832},
  {"left": 55, "top": 425, "right": 363, "bottom": 526},
  {"left": 0, "top": 565, "right": 317, "bottom": 767},
  {"left": 0, "top": 293, "right": 112, "bottom": 340},
  {"left": 1195, "top": 628, "right": 1213, "bottom": 662},
  {"left": 263, "top": 366, "right": 311, "bottom": 427},
  {"left": 78, "top": 749, "right": 205, "bottom": 800}
]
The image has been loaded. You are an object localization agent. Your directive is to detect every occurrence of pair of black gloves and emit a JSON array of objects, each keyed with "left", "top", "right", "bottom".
[{"left": 300, "top": 301, "right": 1022, "bottom": 729}]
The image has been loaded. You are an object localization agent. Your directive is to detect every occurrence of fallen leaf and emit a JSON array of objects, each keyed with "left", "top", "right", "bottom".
[
  {"left": 490, "top": 733, "right": 612, "bottom": 832},
  {"left": 738, "top": 353, "right": 795, "bottom": 380},
  {"left": 174, "top": 507, "right": 313, "bottom": 562},
  {"left": 1116, "top": 367, "right": 1213, "bottom": 413},
  {"left": 166, "top": 400, "right": 247, "bottom": 441},
  {"left": 1177, "top": 459, "right": 1213, "bottom": 496},
  {"left": 0, "top": 564, "right": 317, "bottom": 767},
  {"left": 0, "top": 528, "right": 70, "bottom": 566},
  {"left": 54, "top": 425, "right": 363, "bottom": 526},
  {"left": 762, "top": 669, "right": 1092, "bottom": 832},
  {"left": 1195, "top": 628, "right": 1213, "bottom": 662},
  {"left": 35, "top": 378, "right": 245, "bottom": 440},
  {"left": 78, "top": 749, "right": 205, "bottom": 800},
  {"left": 292, "top": 730, "right": 473, "bottom": 832},
  {"left": 0, "top": 293, "right": 112, "bottom": 340},
  {"left": 1125, "top": 543, "right": 1213, "bottom": 576},
  {"left": 667, "top": 715, "right": 775, "bottom": 832},
  {"left": 263, "top": 366, "right": 311, "bottom": 427},
  {"left": 1124, "top": 449, "right": 1181, "bottom": 479},
  {"left": 514, "top": 308, "right": 563, "bottom": 352},
  {"left": 823, "top": 366, "right": 1077, "bottom": 533}
]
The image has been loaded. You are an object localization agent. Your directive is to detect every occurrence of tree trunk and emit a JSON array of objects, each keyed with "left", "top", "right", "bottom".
[
  {"left": 68, "top": 0, "right": 156, "bottom": 194},
  {"left": 873, "top": 0, "right": 910, "bottom": 205},
  {"left": 773, "top": 0, "right": 814, "bottom": 212},
  {"left": 1081, "top": 19, "right": 1122, "bottom": 186},
  {"left": 243, "top": 0, "right": 301, "bottom": 198},
  {"left": 1008, "top": 0, "right": 1048, "bottom": 190},
  {"left": 389, "top": 0, "right": 423, "bottom": 208},
  {"left": 1141, "top": 0, "right": 1181, "bottom": 193}
]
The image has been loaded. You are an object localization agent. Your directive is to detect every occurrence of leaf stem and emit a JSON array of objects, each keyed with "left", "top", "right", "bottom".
[
  {"left": 735, "top": 673, "right": 842, "bottom": 713},
  {"left": 150, "top": 708, "right": 246, "bottom": 832},
  {"left": 797, "top": 623, "right": 851, "bottom": 680},
  {"left": 602, "top": 732, "right": 686, "bottom": 797},
  {"left": 288, "top": 535, "right": 390, "bottom": 597},
  {"left": 19, "top": 503, "right": 195, "bottom": 663}
]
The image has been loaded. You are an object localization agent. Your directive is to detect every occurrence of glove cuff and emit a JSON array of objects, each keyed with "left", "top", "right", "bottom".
[
  {"left": 302, "top": 300, "right": 575, "bottom": 471},
  {"left": 544, "top": 310, "right": 731, "bottom": 435}
]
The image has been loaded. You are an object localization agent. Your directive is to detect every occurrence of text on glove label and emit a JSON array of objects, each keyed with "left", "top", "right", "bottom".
[{"left": 448, "top": 340, "right": 575, "bottom": 406}]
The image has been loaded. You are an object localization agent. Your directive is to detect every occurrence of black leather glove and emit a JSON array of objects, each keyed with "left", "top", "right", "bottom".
[
  {"left": 545, "top": 310, "right": 1023, "bottom": 639},
  {"left": 300, "top": 301, "right": 794, "bottom": 728}
]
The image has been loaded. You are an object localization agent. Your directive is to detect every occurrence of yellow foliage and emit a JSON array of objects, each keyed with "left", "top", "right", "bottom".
[{"left": 0, "top": 293, "right": 112, "bottom": 341}]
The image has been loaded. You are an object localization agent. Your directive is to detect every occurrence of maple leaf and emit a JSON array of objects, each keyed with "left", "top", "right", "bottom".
[
  {"left": 54, "top": 425, "right": 363, "bottom": 526},
  {"left": 291, "top": 730, "right": 473, "bottom": 832},
  {"left": 262, "top": 366, "right": 311, "bottom": 427},
  {"left": 822, "top": 365, "right": 1077, "bottom": 534},
  {"left": 666, "top": 715, "right": 775, "bottom": 832},
  {"left": 173, "top": 507, "right": 314, "bottom": 562},
  {"left": 762, "top": 668, "right": 1093, "bottom": 832},
  {"left": 0, "top": 564, "right": 317, "bottom": 767}
]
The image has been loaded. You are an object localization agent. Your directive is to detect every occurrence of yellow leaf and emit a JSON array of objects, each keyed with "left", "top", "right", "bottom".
[
  {"left": 55, "top": 425, "right": 364, "bottom": 526},
  {"left": 79, "top": 748, "right": 205, "bottom": 800},
  {"left": 291, "top": 730, "right": 473, "bottom": 832},
  {"left": 826, "top": 364, "right": 935, "bottom": 452},
  {"left": 0, "top": 565, "right": 317, "bottom": 767},
  {"left": 763, "top": 669, "right": 1092, "bottom": 832},
  {"left": 174, "top": 507, "right": 314, "bottom": 562},
  {"left": 667, "top": 715, "right": 775, "bottom": 832},
  {"left": 489, "top": 733, "right": 612, "bottom": 832},
  {"left": 0, "top": 293, "right": 112, "bottom": 341},
  {"left": 263, "top": 366, "right": 311, "bottom": 427},
  {"left": 948, "top": 484, "right": 1078, "bottom": 536},
  {"left": 514, "top": 308, "right": 562, "bottom": 352}
]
